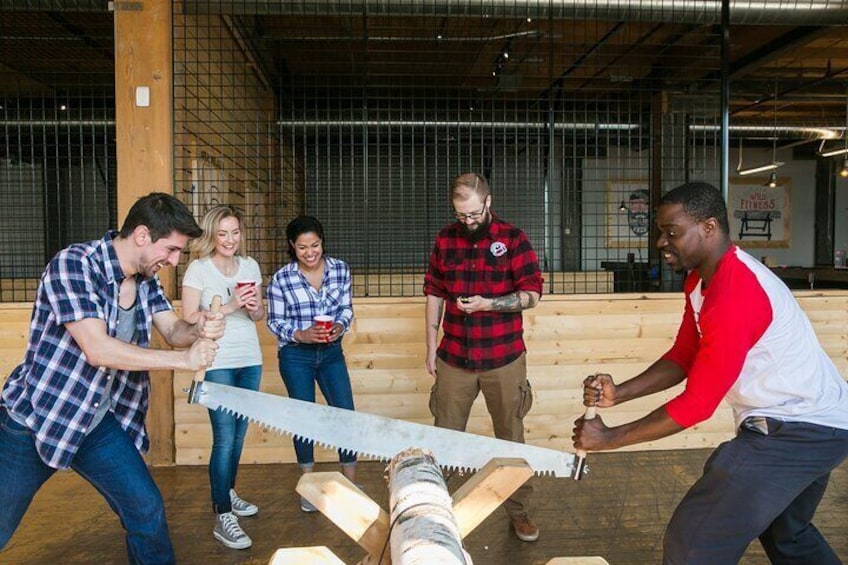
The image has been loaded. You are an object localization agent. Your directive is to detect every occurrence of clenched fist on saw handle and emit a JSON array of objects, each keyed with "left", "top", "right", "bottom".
[
  {"left": 572, "top": 373, "right": 617, "bottom": 453},
  {"left": 186, "top": 338, "right": 219, "bottom": 372},
  {"left": 187, "top": 298, "right": 225, "bottom": 372}
]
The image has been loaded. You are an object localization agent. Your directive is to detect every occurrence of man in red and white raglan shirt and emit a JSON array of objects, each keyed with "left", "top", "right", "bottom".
[{"left": 572, "top": 181, "right": 848, "bottom": 564}]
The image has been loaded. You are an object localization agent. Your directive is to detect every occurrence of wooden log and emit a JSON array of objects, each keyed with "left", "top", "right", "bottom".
[{"left": 388, "top": 448, "right": 471, "bottom": 565}]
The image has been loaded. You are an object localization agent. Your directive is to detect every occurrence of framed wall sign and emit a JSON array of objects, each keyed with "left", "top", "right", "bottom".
[
  {"left": 606, "top": 179, "right": 650, "bottom": 248},
  {"left": 728, "top": 178, "right": 791, "bottom": 248}
]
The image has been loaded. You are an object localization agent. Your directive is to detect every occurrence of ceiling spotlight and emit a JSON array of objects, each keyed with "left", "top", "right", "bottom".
[
  {"left": 436, "top": 34, "right": 442, "bottom": 40},
  {"left": 839, "top": 158, "right": 848, "bottom": 179},
  {"left": 60, "top": 104, "right": 67, "bottom": 111},
  {"left": 822, "top": 85, "right": 848, "bottom": 160},
  {"left": 618, "top": 201, "right": 627, "bottom": 212},
  {"left": 766, "top": 171, "right": 779, "bottom": 188},
  {"left": 526, "top": 17, "right": 533, "bottom": 23},
  {"left": 736, "top": 137, "right": 784, "bottom": 176},
  {"left": 738, "top": 162, "right": 784, "bottom": 176},
  {"left": 821, "top": 146, "right": 848, "bottom": 158}
]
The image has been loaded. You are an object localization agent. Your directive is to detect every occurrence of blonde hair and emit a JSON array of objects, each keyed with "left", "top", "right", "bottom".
[
  {"left": 450, "top": 172, "right": 490, "bottom": 201},
  {"left": 190, "top": 205, "right": 248, "bottom": 259}
]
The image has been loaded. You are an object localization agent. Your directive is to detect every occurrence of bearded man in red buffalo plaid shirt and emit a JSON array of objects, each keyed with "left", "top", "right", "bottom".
[{"left": 424, "top": 172, "right": 543, "bottom": 542}]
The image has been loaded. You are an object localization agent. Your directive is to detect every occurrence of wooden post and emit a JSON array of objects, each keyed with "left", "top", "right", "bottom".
[
  {"left": 297, "top": 472, "right": 391, "bottom": 564},
  {"left": 269, "top": 546, "right": 346, "bottom": 565},
  {"left": 546, "top": 559, "right": 610, "bottom": 564},
  {"left": 114, "top": 0, "right": 175, "bottom": 465},
  {"left": 450, "top": 457, "right": 533, "bottom": 538},
  {"left": 387, "top": 448, "right": 471, "bottom": 565}
]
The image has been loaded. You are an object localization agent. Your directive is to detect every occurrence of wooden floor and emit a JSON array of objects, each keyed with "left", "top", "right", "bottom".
[{"left": 2, "top": 449, "right": 846, "bottom": 564}]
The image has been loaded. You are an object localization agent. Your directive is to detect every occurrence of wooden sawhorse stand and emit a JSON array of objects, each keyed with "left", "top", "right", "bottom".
[{"left": 269, "top": 457, "right": 607, "bottom": 565}]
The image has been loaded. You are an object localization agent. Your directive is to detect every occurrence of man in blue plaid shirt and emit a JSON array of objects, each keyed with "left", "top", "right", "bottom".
[{"left": 0, "top": 193, "right": 224, "bottom": 564}]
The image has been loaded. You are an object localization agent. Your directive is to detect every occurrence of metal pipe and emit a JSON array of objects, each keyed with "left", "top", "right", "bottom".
[
  {"left": 0, "top": 118, "right": 838, "bottom": 140},
  {"left": 0, "top": 120, "right": 115, "bottom": 127},
  {"left": 720, "top": 0, "right": 730, "bottom": 201},
  {"left": 186, "top": 0, "right": 848, "bottom": 26},
  {"left": 277, "top": 119, "right": 640, "bottom": 130}
]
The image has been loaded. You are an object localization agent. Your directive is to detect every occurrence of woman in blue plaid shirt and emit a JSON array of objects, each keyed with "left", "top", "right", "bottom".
[{"left": 266, "top": 215, "right": 357, "bottom": 512}]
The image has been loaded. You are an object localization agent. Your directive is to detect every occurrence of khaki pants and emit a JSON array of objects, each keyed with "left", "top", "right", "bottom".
[{"left": 430, "top": 353, "right": 534, "bottom": 516}]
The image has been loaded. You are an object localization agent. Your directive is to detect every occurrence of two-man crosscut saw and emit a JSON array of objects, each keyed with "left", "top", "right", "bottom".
[{"left": 187, "top": 381, "right": 590, "bottom": 480}]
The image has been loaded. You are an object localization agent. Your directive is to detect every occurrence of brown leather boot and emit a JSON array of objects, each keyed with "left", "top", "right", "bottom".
[{"left": 510, "top": 513, "right": 539, "bottom": 542}]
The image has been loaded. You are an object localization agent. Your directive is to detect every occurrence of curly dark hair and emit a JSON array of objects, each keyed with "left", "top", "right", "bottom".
[
  {"left": 285, "top": 215, "right": 326, "bottom": 261},
  {"left": 660, "top": 182, "right": 730, "bottom": 235}
]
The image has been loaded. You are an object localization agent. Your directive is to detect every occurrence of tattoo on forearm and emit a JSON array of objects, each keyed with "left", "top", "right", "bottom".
[
  {"left": 430, "top": 323, "right": 440, "bottom": 331},
  {"left": 491, "top": 292, "right": 522, "bottom": 312},
  {"left": 490, "top": 291, "right": 537, "bottom": 312}
]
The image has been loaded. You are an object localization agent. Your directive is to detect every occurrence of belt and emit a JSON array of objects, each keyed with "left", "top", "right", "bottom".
[
  {"left": 285, "top": 341, "right": 338, "bottom": 350},
  {"left": 741, "top": 416, "right": 780, "bottom": 435}
]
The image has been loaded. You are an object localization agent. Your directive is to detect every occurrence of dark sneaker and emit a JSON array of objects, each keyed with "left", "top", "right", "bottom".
[
  {"left": 213, "top": 512, "right": 252, "bottom": 549},
  {"left": 229, "top": 488, "right": 258, "bottom": 517},
  {"left": 300, "top": 496, "right": 318, "bottom": 513},
  {"left": 510, "top": 513, "right": 539, "bottom": 542}
]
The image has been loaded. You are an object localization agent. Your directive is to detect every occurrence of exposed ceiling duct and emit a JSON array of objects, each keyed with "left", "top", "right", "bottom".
[{"left": 186, "top": 0, "right": 848, "bottom": 25}]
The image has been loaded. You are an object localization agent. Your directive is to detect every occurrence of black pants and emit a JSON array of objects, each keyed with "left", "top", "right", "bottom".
[{"left": 663, "top": 418, "right": 848, "bottom": 565}]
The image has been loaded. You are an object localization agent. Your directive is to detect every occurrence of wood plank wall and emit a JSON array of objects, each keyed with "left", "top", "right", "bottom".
[
  {"left": 170, "top": 292, "right": 847, "bottom": 465},
  {"left": 2, "top": 292, "right": 845, "bottom": 465}
]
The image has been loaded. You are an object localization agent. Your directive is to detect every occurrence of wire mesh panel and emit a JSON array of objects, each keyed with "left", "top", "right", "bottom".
[
  {"left": 258, "top": 3, "right": 726, "bottom": 296},
  {"left": 0, "top": 9, "right": 116, "bottom": 302},
  {"left": 172, "top": 5, "right": 283, "bottom": 294}
]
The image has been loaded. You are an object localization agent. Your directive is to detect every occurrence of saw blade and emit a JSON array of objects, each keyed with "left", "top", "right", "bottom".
[{"left": 195, "top": 381, "right": 577, "bottom": 478}]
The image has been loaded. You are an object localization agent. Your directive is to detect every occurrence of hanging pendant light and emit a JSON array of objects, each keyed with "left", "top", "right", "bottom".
[
  {"left": 820, "top": 86, "right": 848, "bottom": 160},
  {"left": 766, "top": 171, "right": 779, "bottom": 188},
  {"left": 737, "top": 82, "right": 785, "bottom": 177}
]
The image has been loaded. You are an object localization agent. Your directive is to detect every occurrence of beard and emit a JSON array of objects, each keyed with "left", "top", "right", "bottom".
[{"left": 462, "top": 215, "right": 491, "bottom": 244}]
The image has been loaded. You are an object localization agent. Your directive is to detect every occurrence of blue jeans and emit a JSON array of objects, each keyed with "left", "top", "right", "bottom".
[
  {"left": 278, "top": 342, "right": 357, "bottom": 466},
  {"left": 205, "top": 365, "right": 262, "bottom": 514},
  {"left": 0, "top": 406, "right": 174, "bottom": 564},
  {"left": 663, "top": 418, "right": 848, "bottom": 565}
]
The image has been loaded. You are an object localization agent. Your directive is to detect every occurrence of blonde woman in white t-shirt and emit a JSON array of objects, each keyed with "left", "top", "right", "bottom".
[{"left": 182, "top": 205, "right": 264, "bottom": 550}]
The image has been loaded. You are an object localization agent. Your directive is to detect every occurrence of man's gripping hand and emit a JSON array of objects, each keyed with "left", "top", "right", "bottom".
[{"left": 196, "top": 310, "right": 225, "bottom": 341}]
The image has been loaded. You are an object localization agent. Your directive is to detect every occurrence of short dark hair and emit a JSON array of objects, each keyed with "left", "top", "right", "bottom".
[
  {"left": 118, "top": 192, "right": 202, "bottom": 241},
  {"left": 660, "top": 182, "right": 730, "bottom": 235},
  {"left": 286, "top": 215, "right": 325, "bottom": 261}
]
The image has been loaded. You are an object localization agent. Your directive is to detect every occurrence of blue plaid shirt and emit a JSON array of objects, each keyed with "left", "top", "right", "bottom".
[
  {"left": 266, "top": 256, "right": 354, "bottom": 346},
  {"left": 1, "top": 231, "right": 172, "bottom": 469}
]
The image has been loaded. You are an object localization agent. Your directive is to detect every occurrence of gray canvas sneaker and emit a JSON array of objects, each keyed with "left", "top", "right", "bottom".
[
  {"left": 214, "top": 512, "right": 252, "bottom": 550},
  {"left": 229, "top": 488, "right": 258, "bottom": 517}
]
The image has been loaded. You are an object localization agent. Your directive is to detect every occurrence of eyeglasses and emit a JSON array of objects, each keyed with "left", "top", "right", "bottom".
[{"left": 453, "top": 202, "right": 488, "bottom": 221}]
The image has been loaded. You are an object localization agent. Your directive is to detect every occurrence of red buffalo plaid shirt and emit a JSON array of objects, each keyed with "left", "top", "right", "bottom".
[{"left": 424, "top": 214, "right": 543, "bottom": 371}]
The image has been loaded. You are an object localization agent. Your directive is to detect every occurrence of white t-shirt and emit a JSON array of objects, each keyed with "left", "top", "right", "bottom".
[{"left": 182, "top": 256, "right": 263, "bottom": 369}]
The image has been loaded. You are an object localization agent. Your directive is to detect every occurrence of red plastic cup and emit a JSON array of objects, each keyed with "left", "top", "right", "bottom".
[
  {"left": 235, "top": 280, "right": 256, "bottom": 292},
  {"left": 313, "top": 315, "right": 333, "bottom": 341}
]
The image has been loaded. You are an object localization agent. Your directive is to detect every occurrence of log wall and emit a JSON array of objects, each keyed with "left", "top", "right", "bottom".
[{"left": 2, "top": 292, "right": 846, "bottom": 465}]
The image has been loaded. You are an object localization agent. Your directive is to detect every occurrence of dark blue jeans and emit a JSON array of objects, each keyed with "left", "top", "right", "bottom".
[
  {"left": 278, "top": 342, "right": 357, "bottom": 466},
  {"left": 663, "top": 418, "right": 848, "bottom": 565},
  {"left": 0, "top": 406, "right": 174, "bottom": 564},
  {"left": 205, "top": 365, "right": 262, "bottom": 514}
]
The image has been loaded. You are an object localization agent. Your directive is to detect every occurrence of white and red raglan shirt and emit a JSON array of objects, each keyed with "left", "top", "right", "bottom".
[{"left": 662, "top": 245, "right": 848, "bottom": 431}]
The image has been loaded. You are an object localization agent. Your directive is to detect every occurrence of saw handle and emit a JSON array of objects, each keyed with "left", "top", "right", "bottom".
[
  {"left": 188, "top": 295, "right": 221, "bottom": 403},
  {"left": 575, "top": 405, "right": 597, "bottom": 460},
  {"left": 574, "top": 374, "right": 600, "bottom": 480}
]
